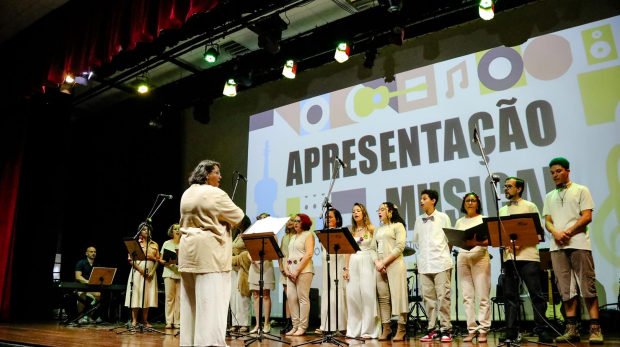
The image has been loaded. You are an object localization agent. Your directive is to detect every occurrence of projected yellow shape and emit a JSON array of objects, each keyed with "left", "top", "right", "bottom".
[
  {"left": 354, "top": 83, "right": 427, "bottom": 117},
  {"left": 578, "top": 65, "right": 620, "bottom": 126}
]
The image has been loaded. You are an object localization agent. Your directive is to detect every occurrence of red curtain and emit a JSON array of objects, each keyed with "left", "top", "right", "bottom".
[
  {"left": 46, "top": 0, "right": 220, "bottom": 85},
  {"left": 0, "top": 116, "right": 25, "bottom": 321}
]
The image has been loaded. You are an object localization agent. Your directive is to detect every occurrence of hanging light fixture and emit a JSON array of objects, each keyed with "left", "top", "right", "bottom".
[
  {"left": 64, "top": 75, "right": 75, "bottom": 84},
  {"left": 282, "top": 59, "right": 297, "bottom": 79},
  {"left": 204, "top": 46, "right": 219, "bottom": 64},
  {"left": 223, "top": 78, "right": 237, "bottom": 97},
  {"left": 334, "top": 42, "right": 351, "bottom": 63},
  {"left": 479, "top": 0, "right": 495, "bottom": 20}
]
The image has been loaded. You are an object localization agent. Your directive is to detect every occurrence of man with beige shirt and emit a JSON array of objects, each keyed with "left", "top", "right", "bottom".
[{"left": 498, "top": 177, "right": 552, "bottom": 343}]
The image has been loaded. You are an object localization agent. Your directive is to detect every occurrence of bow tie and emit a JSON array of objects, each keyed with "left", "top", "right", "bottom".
[
  {"left": 507, "top": 200, "right": 520, "bottom": 206},
  {"left": 422, "top": 216, "right": 435, "bottom": 223}
]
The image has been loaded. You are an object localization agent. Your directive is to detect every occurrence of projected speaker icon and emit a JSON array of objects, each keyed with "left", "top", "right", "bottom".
[{"left": 354, "top": 82, "right": 428, "bottom": 117}]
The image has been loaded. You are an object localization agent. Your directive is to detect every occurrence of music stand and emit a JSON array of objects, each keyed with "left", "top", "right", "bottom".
[
  {"left": 483, "top": 215, "right": 554, "bottom": 347},
  {"left": 242, "top": 228, "right": 289, "bottom": 346},
  {"left": 296, "top": 228, "right": 362, "bottom": 347},
  {"left": 88, "top": 268, "right": 116, "bottom": 285}
]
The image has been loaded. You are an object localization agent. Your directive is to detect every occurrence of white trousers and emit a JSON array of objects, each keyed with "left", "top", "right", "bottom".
[
  {"left": 346, "top": 252, "right": 381, "bottom": 338},
  {"left": 180, "top": 272, "right": 231, "bottom": 347},
  {"left": 230, "top": 268, "right": 250, "bottom": 326},
  {"left": 457, "top": 250, "right": 491, "bottom": 334},
  {"left": 164, "top": 277, "right": 181, "bottom": 325}
]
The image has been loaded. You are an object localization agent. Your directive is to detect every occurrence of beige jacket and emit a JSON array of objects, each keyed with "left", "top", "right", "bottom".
[{"left": 179, "top": 184, "right": 244, "bottom": 274}]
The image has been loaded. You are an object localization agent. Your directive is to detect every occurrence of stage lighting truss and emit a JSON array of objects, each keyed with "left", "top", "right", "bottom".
[
  {"left": 282, "top": 59, "right": 297, "bottom": 79},
  {"left": 204, "top": 45, "right": 219, "bottom": 64},
  {"left": 335, "top": 42, "right": 351, "bottom": 63},
  {"left": 223, "top": 78, "right": 237, "bottom": 97},
  {"left": 479, "top": 0, "right": 495, "bottom": 20}
]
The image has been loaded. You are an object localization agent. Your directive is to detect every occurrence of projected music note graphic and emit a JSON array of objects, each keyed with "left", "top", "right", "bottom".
[
  {"left": 254, "top": 141, "right": 278, "bottom": 218},
  {"left": 354, "top": 83, "right": 427, "bottom": 118},
  {"left": 445, "top": 60, "right": 469, "bottom": 98}
]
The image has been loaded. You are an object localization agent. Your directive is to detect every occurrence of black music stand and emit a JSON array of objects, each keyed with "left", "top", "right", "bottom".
[
  {"left": 296, "top": 228, "right": 362, "bottom": 347},
  {"left": 241, "top": 231, "right": 289, "bottom": 346},
  {"left": 483, "top": 214, "right": 554, "bottom": 347},
  {"left": 110, "top": 238, "right": 144, "bottom": 332}
]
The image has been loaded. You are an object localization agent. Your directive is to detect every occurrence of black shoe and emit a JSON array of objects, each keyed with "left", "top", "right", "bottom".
[
  {"left": 539, "top": 330, "right": 554, "bottom": 343},
  {"left": 281, "top": 318, "right": 293, "bottom": 334},
  {"left": 499, "top": 333, "right": 507, "bottom": 342}
]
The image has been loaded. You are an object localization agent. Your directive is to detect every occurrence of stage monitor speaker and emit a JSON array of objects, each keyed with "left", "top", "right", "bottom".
[{"left": 309, "top": 288, "right": 319, "bottom": 327}]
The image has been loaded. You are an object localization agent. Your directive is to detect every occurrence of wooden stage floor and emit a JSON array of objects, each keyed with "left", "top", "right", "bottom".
[{"left": 0, "top": 322, "right": 618, "bottom": 347}]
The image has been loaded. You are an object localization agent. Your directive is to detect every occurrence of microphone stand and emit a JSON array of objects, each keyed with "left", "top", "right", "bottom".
[
  {"left": 473, "top": 126, "right": 555, "bottom": 347},
  {"left": 295, "top": 159, "right": 353, "bottom": 347},
  {"left": 117, "top": 195, "right": 168, "bottom": 335},
  {"left": 452, "top": 249, "right": 464, "bottom": 337},
  {"left": 231, "top": 172, "right": 246, "bottom": 201}
]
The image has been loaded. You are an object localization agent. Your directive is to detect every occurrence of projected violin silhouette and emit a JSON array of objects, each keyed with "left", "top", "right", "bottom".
[
  {"left": 254, "top": 141, "right": 278, "bottom": 218},
  {"left": 354, "top": 82, "right": 428, "bottom": 117}
]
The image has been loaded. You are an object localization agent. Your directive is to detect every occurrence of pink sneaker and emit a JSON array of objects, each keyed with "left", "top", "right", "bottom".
[
  {"left": 441, "top": 332, "right": 452, "bottom": 343},
  {"left": 420, "top": 331, "right": 439, "bottom": 342}
]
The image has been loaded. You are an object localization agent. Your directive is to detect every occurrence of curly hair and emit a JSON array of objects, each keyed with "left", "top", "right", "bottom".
[
  {"left": 188, "top": 159, "right": 221, "bottom": 185},
  {"left": 460, "top": 192, "right": 483, "bottom": 214},
  {"left": 381, "top": 202, "right": 406, "bottom": 229},
  {"left": 296, "top": 213, "right": 313, "bottom": 231},
  {"left": 549, "top": 157, "right": 569, "bottom": 170}
]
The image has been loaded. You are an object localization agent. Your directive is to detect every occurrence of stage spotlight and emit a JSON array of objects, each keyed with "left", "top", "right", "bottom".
[
  {"left": 223, "top": 78, "right": 237, "bottom": 97},
  {"left": 253, "top": 15, "right": 288, "bottom": 54},
  {"left": 129, "top": 76, "right": 154, "bottom": 94},
  {"left": 378, "top": 0, "right": 403, "bottom": 13},
  {"left": 64, "top": 75, "right": 75, "bottom": 84},
  {"left": 363, "top": 47, "right": 378, "bottom": 69},
  {"left": 282, "top": 59, "right": 297, "bottom": 79},
  {"left": 335, "top": 42, "right": 351, "bottom": 63},
  {"left": 204, "top": 47, "right": 219, "bottom": 64},
  {"left": 479, "top": 0, "right": 495, "bottom": 20}
]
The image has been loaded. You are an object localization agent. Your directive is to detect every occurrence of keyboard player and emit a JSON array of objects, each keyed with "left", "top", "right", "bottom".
[{"left": 75, "top": 246, "right": 101, "bottom": 323}]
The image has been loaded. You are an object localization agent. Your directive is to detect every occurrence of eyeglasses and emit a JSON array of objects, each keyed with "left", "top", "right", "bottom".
[
  {"left": 376, "top": 207, "right": 388, "bottom": 212},
  {"left": 504, "top": 184, "right": 514, "bottom": 189},
  {"left": 293, "top": 220, "right": 302, "bottom": 224},
  {"left": 210, "top": 171, "right": 221, "bottom": 177},
  {"left": 465, "top": 199, "right": 477, "bottom": 203}
]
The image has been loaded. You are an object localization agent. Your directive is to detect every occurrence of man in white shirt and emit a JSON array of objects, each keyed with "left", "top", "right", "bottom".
[
  {"left": 543, "top": 157, "right": 602, "bottom": 344},
  {"left": 412, "top": 189, "right": 453, "bottom": 343},
  {"left": 498, "top": 177, "right": 552, "bottom": 343}
]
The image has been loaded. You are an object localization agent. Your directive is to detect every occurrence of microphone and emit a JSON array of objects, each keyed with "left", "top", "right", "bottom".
[
  {"left": 159, "top": 194, "right": 173, "bottom": 199},
  {"left": 335, "top": 156, "right": 347, "bottom": 168},
  {"left": 472, "top": 125, "right": 479, "bottom": 143},
  {"left": 233, "top": 171, "right": 248, "bottom": 182}
]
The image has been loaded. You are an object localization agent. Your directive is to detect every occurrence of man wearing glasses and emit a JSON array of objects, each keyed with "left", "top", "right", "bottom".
[{"left": 498, "top": 177, "right": 552, "bottom": 343}]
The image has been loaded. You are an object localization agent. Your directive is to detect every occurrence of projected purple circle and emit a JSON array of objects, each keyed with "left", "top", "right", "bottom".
[
  {"left": 307, "top": 105, "right": 323, "bottom": 125},
  {"left": 478, "top": 47, "right": 524, "bottom": 91}
]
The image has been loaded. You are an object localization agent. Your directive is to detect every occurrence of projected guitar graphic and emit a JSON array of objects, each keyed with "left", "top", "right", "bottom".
[
  {"left": 254, "top": 141, "right": 278, "bottom": 218},
  {"left": 354, "top": 82, "right": 428, "bottom": 117}
]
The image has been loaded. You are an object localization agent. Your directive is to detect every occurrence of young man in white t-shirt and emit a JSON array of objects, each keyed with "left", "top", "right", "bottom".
[
  {"left": 498, "top": 177, "right": 552, "bottom": 343},
  {"left": 543, "top": 157, "right": 602, "bottom": 344},
  {"left": 412, "top": 189, "right": 453, "bottom": 343}
]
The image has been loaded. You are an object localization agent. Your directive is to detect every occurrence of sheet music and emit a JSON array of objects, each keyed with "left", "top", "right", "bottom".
[{"left": 245, "top": 216, "right": 290, "bottom": 235}]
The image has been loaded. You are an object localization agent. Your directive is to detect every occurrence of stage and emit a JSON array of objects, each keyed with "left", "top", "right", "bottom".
[{"left": 1, "top": 322, "right": 618, "bottom": 347}]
